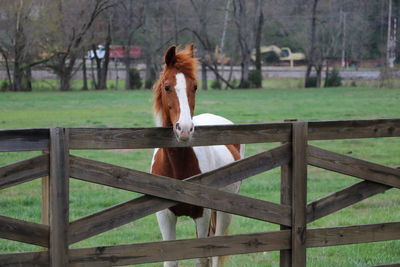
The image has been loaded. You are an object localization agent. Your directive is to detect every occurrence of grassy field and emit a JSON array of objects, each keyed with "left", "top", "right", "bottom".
[{"left": 0, "top": 84, "right": 399, "bottom": 266}]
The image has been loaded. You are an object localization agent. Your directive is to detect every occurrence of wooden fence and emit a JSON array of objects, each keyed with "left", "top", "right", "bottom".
[{"left": 0, "top": 118, "right": 399, "bottom": 266}]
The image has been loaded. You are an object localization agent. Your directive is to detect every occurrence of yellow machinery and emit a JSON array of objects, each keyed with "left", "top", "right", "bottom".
[{"left": 251, "top": 45, "right": 306, "bottom": 67}]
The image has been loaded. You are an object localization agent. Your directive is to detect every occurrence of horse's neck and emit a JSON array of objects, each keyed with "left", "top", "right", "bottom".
[{"left": 159, "top": 147, "right": 201, "bottom": 179}]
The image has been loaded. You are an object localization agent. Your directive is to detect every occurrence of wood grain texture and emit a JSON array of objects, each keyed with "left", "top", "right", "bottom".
[
  {"left": 280, "top": 160, "right": 293, "bottom": 267},
  {"left": 0, "top": 215, "right": 49, "bottom": 247},
  {"left": 306, "top": 222, "right": 400, "bottom": 247},
  {"left": 0, "top": 251, "right": 49, "bottom": 266},
  {"left": 0, "top": 128, "right": 49, "bottom": 152},
  {"left": 307, "top": 181, "right": 391, "bottom": 223},
  {"left": 41, "top": 150, "right": 50, "bottom": 225},
  {"left": 69, "top": 195, "right": 175, "bottom": 244},
  {"left": 308, "top": 145, "right": 400, "bottom": 189},
  {"left": 280, "top": 120, "right": 294, "bottom": 267},
  {"left": 68, "top": 123, "right": 292, "bottom": 149},
  {"left": 69, "top": 144, "right": 291, "bottom": 244},
  {"left": 307, "top": 118, "right": 400, "bottom": 140},
  {"left": 49, "top": 128, "right": 69, "bottom": 267},
  {"left": 0, "top": 154, "right": 49, "bottom": 190},
  {"left": 1, "top": 119, "right": 399, "bottom": 151},
  {"left": 68, "top": 230, "right": 291, "bottom": 266},
  {"left": 368, "top": 263, "right": 400, "bottom": 267},
  {"left": 69, "top": 155, "right": 291, "bottom": 226},
  {"left": 291, "top": 122, "right": 308, "bottom": 267},
  {"left": 1, "top": 222, "right": 398, "bottom": 266}
]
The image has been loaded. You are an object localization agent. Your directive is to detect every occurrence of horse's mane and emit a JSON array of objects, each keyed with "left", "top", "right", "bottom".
[
  {"left": 153, "top": 45, "right": 198, "bottom": 125},
  {"left": 173, "top": 46, "right": 198, "bottom": 80}
]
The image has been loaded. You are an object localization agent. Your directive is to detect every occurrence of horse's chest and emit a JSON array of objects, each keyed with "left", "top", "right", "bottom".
[{"left": 151, "top": 147, "right": 203, "bottom": 219}]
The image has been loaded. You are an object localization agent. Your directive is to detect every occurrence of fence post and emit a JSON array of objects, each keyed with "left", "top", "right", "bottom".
[
  {"left": 49, "top": 128, "right": 69, "bottom": 266},
  {"left": 42, "top": 151, "right": 49, "bottom": 225},
  {"left": 280, "top": 120, "right": 296, "bottom": 267},
  {"left": 291, "top": 122, "right": 308, "bottom": 267}
]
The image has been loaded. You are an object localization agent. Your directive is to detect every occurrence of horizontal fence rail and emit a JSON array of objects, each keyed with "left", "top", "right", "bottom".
[
  {"left": 1, "top": 118, "right": 400, "bottom": 152},
  {"left": 0, "top": 119, "right": 399, "bottom": 267}
]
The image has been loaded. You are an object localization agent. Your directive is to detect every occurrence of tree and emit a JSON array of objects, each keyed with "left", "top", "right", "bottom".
[
  {"left": 232, "top": 0, "right": 265, "bottom": 89},
  {"left": 0, "top": 0, "right": 47, "bottom": 91},
  {"left": 40, "top": 0, "right": 115, "bottom": 91},
  {"left": 113, "top": 0, "right": 144, "bottom": 90},
  {"left": 253, "top": 0, "right": 264, "bottom": 88}
]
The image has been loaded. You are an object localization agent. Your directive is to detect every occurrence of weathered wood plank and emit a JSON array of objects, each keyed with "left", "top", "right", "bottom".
[
  {"left": 192, "top": 143, "right": 291, "bottom": 188},
  {"left": 306, "top": 222, "right": 400, "bottom": 247},
  {"left": 0, "top": 251, "right": 49, "bottom": 266},
  {"left": 369, "top": 263, "right": 400, "bottom": 267},
  {"left": 49, "top": 128, "right": 69, "bottom": 266},
  {"left": 1, "top": 222, "right": 399, "bottom": 266},
  {"left": 41, "top": 150, "right": 50, "bottom": 226},
  {"left": 69, "top": 155, "right": 291, "bottom": 226},
  {"left": 68, "top": 195, "right": 174, "bottom": 244},
  {"left": 291, "top": 122, "right": 308, "bottom": 267},
  {"left": 0, "top": 128, "right": 49, "bottom": 152},
  {"left": 308, "top": 118, "right": 400, "bottom": 140},
  {"left": 0, "top": 154, "right": 49, "bottom": 190},
  {"left": 280, "top": 157, "right": 293, "bottom": 267},
  {"left": 0, "top": 215, "right": 49, "bottom": 247},
  {"left": 1, "top": 119, "right": 399, "bottom": 151},
  {"left": 308, "top": 145, "right": 400, "bottom": 189},
  {"left": 280, "top": 121, "right": 294, "bottom": 267},
  {"left": 68, "top": 123, "right": 292, "bottom": 149},
  {"left": 307, "top": 181, "right": 391, "bottom": 223},
  {"left": 68, "top": 230, "right": 291, "bottom": 266},
  {"left": 69, "top": 144, "right": 291, "bottom": 243}
]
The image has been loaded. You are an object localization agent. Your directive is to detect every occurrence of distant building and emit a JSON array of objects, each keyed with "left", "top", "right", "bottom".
[{"left": 88, "top": 45, "right": 142, "bottom": 61}]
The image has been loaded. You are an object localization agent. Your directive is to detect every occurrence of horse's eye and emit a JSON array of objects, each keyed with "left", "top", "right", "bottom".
[
  {"left": 164, "top": 85, "right": 170, "bottom": 92},
  {"left": 194, "top": 85, "right": 198, "bottom": 91}
]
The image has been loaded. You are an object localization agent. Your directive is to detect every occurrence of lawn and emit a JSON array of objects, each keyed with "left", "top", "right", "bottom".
[{"left": 0, "top": 84, "right": 399, "bottom": 266}]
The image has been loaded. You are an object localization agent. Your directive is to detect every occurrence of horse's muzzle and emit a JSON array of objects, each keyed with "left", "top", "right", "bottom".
[{"left": 174, "top": 122, "right": 194, "bottom": 142}]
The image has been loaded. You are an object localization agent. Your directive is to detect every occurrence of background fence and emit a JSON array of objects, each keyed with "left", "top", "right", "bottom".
[{"left": 0, "top": 118, "right": 399, "bottom": 266}]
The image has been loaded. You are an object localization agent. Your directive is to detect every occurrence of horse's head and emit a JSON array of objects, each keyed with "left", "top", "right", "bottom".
[{"left": 153, "top": 45, "right": 198, "bottom": 142}]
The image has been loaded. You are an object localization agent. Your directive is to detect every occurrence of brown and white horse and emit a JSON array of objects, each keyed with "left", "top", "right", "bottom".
[{"left": 151, "top": 45, "right": 243, "bottom": 267}]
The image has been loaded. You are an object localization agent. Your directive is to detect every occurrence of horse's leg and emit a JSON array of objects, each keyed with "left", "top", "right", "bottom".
[
  {"left": 210, "top": 211, "right": 232, "bottom": 267},
  {"left": 211, "top": 182, "right": 240, "bottom": 267},
  {"left": 195, "top": 208, "right": 211, "bottom": 267},
  {"left": 157, "top": 209, "right": 178, "bottom": 267}
]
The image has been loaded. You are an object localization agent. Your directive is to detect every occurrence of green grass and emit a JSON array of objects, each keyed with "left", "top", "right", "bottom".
[{"left": 0, "top": 83, "right": 399, "bottom": 266}]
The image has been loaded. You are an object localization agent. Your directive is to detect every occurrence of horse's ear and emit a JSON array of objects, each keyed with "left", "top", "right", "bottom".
[
  {"left": 165, "top": 46, "right": 176, "bottom": 66},
  {"left": 188, "top": 44, "right": 195, "bottom": 58}
]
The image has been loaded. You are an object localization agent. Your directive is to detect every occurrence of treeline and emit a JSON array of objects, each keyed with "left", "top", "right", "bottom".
[{"left": 0, "top": 0, "right": 399, "bottom": 91}]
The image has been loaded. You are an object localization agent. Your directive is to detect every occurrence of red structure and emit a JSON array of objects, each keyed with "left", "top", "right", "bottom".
[{"left": 109, "top": 45, "right": 141, "bottom": 60}]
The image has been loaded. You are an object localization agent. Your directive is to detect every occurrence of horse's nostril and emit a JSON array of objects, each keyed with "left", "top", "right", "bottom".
[
  {"left": 190, "top": 126, "right": 194, "bottom": 132},
  {"left": 176, "top": 123, "right": 181, "bottom": 131}
]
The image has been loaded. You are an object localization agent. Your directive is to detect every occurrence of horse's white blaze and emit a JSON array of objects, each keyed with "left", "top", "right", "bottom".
[
  {"left": 154, "top": 111, "right": 162, "bottom": 127},
  {"left": 175, "top": 73, "right": 192, "bottom": 132}
]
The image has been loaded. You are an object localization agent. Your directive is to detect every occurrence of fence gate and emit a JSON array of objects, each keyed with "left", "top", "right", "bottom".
[{"left": 0, "top": 119, "right": 399, "bottom": 266}]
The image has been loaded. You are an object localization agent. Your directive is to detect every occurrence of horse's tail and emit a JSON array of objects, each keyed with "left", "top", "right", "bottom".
[
  {"left": 240, "top": 144, "right": 245, "bottom": 159},
  {"left": 208, "top": 211, "right": 228, "bottom": 266},
  {"left": 208, "top": 211, "right": 217, "bottom": 237}
]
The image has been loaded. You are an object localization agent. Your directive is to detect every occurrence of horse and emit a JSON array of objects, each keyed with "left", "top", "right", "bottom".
[{"left": 151, "top": 44, "right": 244, "bottom": 267}]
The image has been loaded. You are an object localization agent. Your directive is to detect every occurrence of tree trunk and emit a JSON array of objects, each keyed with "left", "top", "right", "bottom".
[
  {"left": 13, "top": 62, "right": 23, "bottom": 92},
  {"left": 316, "top": 64, "right": 322, "bottom": 88},
  {"left": 56, "top": 57, "right": 75, "bottom": 91},
  {"left": 98, "top": 21, "right": 112, "bottom": 90},
  {"left": 240, "top": 58, "right": 250, "bottom": 88},
  {"left": 304, "top": 0, "right": 319, "bottom": 87},
  {"left": 124, "top": 54, "right": 131, "bottom": 90},
  {"left": 59, "top": 73, "right": 72, "bottom": 91},
  {"left": 234, "top": 0, "right": 251, "bottom": 89},
  {"left": 82, "top": 55, "right": 88, "bottom": 90},
  {"left": 201, "top": 61, "right": 208, "bottom": 90},
  {"left": 254, "top": 0, "right": 264, "bottom": 88},
  {"left": 0, "top": 50, "right": 13, "bottom": 90}
]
